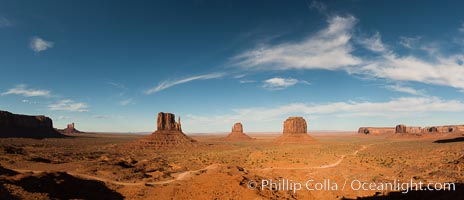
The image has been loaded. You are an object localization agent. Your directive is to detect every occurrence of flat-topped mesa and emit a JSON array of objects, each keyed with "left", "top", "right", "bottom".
[
  {"left": 0, "top": 110, "right": 64, "bottom": 138},
  {"left": 276, "top": 116, "right": 314, "bottom": 143},
  {"left": 360, "top": 124, "right": 464, "bottom": 136},
  {"left": 225, "top": 122, "right": 252, "bottom": 141},
  {"left": 283, "top": 117, "right": 307, "bottom": 135},
  {"left": 358, "top": 127, "right": 395, "bottom": 135},
  {"left": 156, "top": 112, "right": 181, "bottom": 132},
  {"left": 395, "top": 124, "right": 421, "bottom": 134}
]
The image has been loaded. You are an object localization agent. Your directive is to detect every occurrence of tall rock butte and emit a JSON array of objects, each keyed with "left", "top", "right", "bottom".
[
  {"left": 225, "top": 122, "right": 252, "bottom": 141},
  {"left": 276, "top": 116, "right": 314, "bottom": 143},
  {"left": 140, "top": 112, "right": 196, "bottom": 147},
  {"left": 283, "top": 117, "right": 307, "bottom": 135},
  {"left": 61, "top": 122, "right": 82, "bottom": 134},
  {"left": 0, "top": 110, "right": 64, "bottom": 138}
]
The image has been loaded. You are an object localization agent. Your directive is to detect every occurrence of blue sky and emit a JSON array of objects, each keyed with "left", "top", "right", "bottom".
[{"left": 1, "top": 0, "right": 464, "bottom": 133}]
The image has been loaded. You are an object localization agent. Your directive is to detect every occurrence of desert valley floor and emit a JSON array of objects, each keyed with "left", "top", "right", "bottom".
[{"left": 1, "top": 132, "right": 463, "bottom": 199}]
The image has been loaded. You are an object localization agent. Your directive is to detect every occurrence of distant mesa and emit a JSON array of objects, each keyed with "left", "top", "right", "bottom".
[
  {"left": 402, "top": 124, "right": 464, "bottom": 135},
  {"left": 395, "top": 124, "right": 421, "bottom": 134},
  {"left": 359, "top": 124, "right": 464, "bottom": 136},
  {"left": 139, "top": 112, "right": 196, "bottom": 147},
  {"left": 358, "top": 127, "right": 395, "bottom": 135},
  {"left": 60, "top": 123, "right": 83, "bottom": 134},
  {"left": 0, "top": 110, "right": 64, "bottom": 138},
  {"left": 276, "top": 116, "right": 314, "bottom": 143},
  {"left": 225, "top": 122, "right": 253, "bottom": 141}
]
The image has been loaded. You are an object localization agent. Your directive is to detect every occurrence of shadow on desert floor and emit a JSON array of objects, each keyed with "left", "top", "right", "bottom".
[
  {"left": 433, "top": 137, "right": 464, "bottom": 144},
  {"left": 0, "top": 165, "right": 124, "bottom": 200},
  {"left": 342, "top": 183, "right": 464, "bottom": 199}
]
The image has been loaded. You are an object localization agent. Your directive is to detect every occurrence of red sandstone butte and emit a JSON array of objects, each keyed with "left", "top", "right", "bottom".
[
  {"left": 140, "top": 112, "right": 196, "bottom": 147},
  {"left": 225, "top": 122, "right": 252, "bottom": 141},
  {"left": 62, "top": 122, "right": 82, "bottom": 134},
  {"left": 276, "top": 116, "right": 314, "bottom": 143}
]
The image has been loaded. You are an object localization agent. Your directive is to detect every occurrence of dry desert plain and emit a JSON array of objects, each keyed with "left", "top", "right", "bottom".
[{"left": 1, "top": 131, "right": 464, "bottom": 199}]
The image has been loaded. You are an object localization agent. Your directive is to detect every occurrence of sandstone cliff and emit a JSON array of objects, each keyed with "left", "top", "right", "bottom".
[
  {"left": 283, "top": 117, "right": 307, "bottom": 134},
  {"left": 276, "top": 116, "right": 314, "bottom": 143},
  {"left": 358, "top": 127, "right": 396, "bottom": 135},
  {"left": 360, "top": 123, "right": 464, "bottom": 137},
  {"left": 0, "top": 110, "right": 64, "bottom": 138}
]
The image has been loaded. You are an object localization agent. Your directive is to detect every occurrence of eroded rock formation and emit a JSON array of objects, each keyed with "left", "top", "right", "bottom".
[
  {"left": 0, "top": 110, "right": 64, "bottom": 138},
  {"left": 62, "top": 123, "right": 82, "bottom": 134},
  {"left": 360, "top": 123, "right": 464, "bottom": 136},
  {"left": 277, "top": 116, "right": 314, "bottom": 143},
  {"left": 395, "top": 125, "right": 422, "bottom": 134},
  {"left": 225, "top": 122, "right": 252, "bottom": 141},
  {"left": 395, "top": 124, "right": 407, "bottom": 133},
  {"left": 283, "top": 117, "right": 307, "bottom": 134},
  {"left": 157, "top": 112, "right": 182, "bottom": 132},
  {"left": 358, "top": 127, "right": 396, "bottom": 135},
  {"left": 140, "top": 112, "right": 196, "bottom": 148},
  {"left": 232, "top": 122, "right": 243, "bottom": 133}
]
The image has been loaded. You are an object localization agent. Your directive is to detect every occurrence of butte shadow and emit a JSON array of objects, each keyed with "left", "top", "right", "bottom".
[{"left": 0, "top": 164, "right": 123, "bottom": 199}]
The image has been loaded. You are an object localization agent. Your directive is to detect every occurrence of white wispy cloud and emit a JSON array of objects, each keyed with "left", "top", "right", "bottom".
[
  {"left": 119, "top": 98, "right": 133, "bottom": 106},
  {"left": 358, "top": 32, "right": 387, "bottom": 52},
  {"left": 233, "top": 74, "right": 247, "bottom": 79},
  {"left": 2, "top": 84, "right": 51, "bottom": 97},
  {"left": 106, "top": 81, "right": 127, "bottom": 90},
  {"left": 93, "top": 115, "right": 111, "bottom": 119},
  {"left": 30, "top": 36, "right": 54, "bottom": 52},
  {"left": 459, "top": 22, "right": 464, "bottom": 33},
  {"left": 309, "top": 1, "right": 328, "bottom": 14},
  {"left": 0, "top": 17, "right": 11, "bottom": 28},
  {"left": 262, "top": 77, "right": 309, "bottom": 90},
  {"left": 184, "top": 96, "right": 464, "bottom": 130},
  {"left": 234, "top": 15, "right": 362, "bottom": 70},
  {"left": 233, "top": 14, "right": 464, "bottom": 91},
  {"left": 58, "top": 116, "right": 71, "bottom": 120},
  {"left": 384, "top": 84, "right": 426, "bottom": 96},
  {"left": 239, "top": 80, "right": 256, "bottom": 84},
  {"left": 21, "top": 99, "right": 38, "bottom": 104},
  {"left": 399, "top": 36, "right": 421, "bottom": 49},
  {"left": 354, "top": 44, "right": 464, "bottom": 90},
  {"left": 48, "top": 99, "right": 89, "bottom": 112},
  {"left": 145, "top": 72, "right": 225, "bottom": 94}
]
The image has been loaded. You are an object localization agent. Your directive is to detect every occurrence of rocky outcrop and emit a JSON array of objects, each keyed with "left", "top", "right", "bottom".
[
  {"left": 140, "top": 112, "right": 196, "bottom": 148},
  {"left": 276, "top": 116, "right": 314, "bottom": 143},
  {"left": 156, "top": 112, "right": 181, "bottom": 132},
  {"left": 361, "top": 124, "right": 464, "bottom": 136},
  {"left": 283, "top": 117, "right": 307, "bottom": 134},
  {"left": 358, "top": 127, "right": 396, "bottom": 135},
  {"left": 232, "top": 122, "right": 243, "bottom": 133},
  {"left": 395, "top": 124, "right": 407, "bottom": 133},
  {"left": 61, "top": 123, "right": 82, "bottom": 134},
  {"left": 0, "top": 110, "right": 64, "bottom": 138},
  {"left": 225, "top": 122, "right": 252, "bottom": 141}
]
